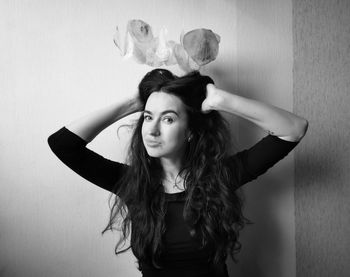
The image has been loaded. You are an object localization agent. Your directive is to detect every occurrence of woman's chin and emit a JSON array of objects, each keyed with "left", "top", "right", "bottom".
[{"left": 146, "top": 149, "right": 163, "bottom": 158}]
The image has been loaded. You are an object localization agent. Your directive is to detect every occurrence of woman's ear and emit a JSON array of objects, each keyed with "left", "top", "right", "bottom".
[{"left": 187, "top": 133, "right": 193, "bottom": 142}]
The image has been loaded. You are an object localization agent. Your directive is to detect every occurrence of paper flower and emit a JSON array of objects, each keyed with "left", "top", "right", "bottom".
[{"left": 114, "top": 19, "right": 220, "bottom": 72}]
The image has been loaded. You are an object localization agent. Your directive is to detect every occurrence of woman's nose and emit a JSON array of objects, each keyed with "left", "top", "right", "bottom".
[{"left": 149, "top": 121, "right": 160, "bottom": 136}]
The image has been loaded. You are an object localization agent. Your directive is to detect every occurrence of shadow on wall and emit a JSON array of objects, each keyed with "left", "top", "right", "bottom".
[
  {"left": 226, "top": 171, "right": 292, "bottom": 277},
  {"left": 296, "top": 139, "right": 340, "bottom": 187}
]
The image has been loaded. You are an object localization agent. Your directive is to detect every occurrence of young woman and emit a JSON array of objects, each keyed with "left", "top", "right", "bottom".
[{"left": 48, "top": 69, "right": 308, "bottom": 277}]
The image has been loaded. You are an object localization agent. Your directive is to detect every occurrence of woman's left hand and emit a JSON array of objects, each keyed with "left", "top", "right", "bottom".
[{"left": 201, "top": 84, "right": 221, "bottom": 113}]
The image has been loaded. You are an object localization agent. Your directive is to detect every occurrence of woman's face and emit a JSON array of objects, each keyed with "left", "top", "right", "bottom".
[{"left": 141, "top": 92, "right": 190, "bottom": 160}]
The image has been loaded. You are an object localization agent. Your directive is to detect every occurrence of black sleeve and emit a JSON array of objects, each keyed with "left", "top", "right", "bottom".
[
  {"left": 48, "top": 127, "right": 127, "bottom": 193},
  {"left": 226, "top": 135, "right": 299, "bottom": 187}
]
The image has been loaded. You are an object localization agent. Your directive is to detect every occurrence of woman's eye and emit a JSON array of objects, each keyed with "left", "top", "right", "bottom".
[
  {"left": 163, "top": 117, "right": 174, "bottom": 124},
  {"left": 144, "top": 115, "right": 152, "bottom": 121}
]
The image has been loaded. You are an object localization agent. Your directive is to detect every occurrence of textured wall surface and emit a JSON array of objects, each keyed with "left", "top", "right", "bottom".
[{"left": 293, "top": 0, "right": 350, "bottom": 276}]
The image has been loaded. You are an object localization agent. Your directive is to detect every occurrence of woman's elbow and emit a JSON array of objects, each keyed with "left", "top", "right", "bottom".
[
  {"left": 280, "top": 118, "right": 308, "bottom": 142},
  {"left": 294, "top": 118, "right": 309, "bottom": 141}
]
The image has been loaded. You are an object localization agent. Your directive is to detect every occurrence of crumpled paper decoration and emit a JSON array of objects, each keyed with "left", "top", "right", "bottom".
[{"left": 113, "top": 19, "right": 220, "bottom": 72}]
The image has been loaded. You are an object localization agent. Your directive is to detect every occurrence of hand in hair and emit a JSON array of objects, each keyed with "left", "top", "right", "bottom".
[{"left": 201, "top": 83, "right": 222, "bottom": 113}]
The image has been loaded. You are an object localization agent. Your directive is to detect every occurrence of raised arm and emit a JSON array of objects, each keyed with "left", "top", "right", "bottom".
[
  {"left": 202, "top": 84, "right": 308, "bottom": 142},
  {"left": 67, "top": 97, "right": 142, "bottom": 142},
  {"left": 48, "top": 97, "right": 142, "bottom": 192}
]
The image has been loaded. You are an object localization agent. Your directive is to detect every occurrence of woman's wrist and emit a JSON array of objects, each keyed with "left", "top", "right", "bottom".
[
  {"left": 130, "top": 97, "right": 143, "bottom": 113},
  {"left": 205, "top": 84, "right": 237, "bottom": 112},
  {"left": 202, "top": 84, "right": 219, "bottom": 111},
  {"left": 113, "top": 97, "right": 142, "bottom": 121}
]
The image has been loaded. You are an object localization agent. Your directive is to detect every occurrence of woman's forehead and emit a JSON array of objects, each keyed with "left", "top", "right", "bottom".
[{"left": 145, "top": 92, "right": 185, "bottom": 114}]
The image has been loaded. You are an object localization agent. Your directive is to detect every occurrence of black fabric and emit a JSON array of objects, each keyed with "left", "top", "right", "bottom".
[{"left": 48, "top": 127, "right": 298, "bottom": 276}]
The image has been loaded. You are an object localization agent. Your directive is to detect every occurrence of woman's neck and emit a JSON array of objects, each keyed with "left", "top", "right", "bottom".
[
  {"left": 160, "top": 157, "right": 181, "bottom": 179},
  {"left": 160, "top": 157, "right": 185, "bottom": 192}
]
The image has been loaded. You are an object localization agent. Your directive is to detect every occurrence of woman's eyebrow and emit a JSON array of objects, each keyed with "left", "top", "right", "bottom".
[{"left": 144, "top": 110, "right": 179, "bottom": 116}]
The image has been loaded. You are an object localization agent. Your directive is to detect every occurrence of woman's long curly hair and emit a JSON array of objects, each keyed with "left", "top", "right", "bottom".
[{"left": 103, "top": 69, "right": 248, "bottom": 269}]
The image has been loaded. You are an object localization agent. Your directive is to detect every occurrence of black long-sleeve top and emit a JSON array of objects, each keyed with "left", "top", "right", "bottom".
[{"left": 48, "top": 127, "right": 298, "bottom": 277}]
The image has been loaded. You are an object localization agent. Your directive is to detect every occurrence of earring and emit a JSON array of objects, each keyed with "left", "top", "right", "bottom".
[{"left": 187, "top": 134, "right": 193, "bottom": 142}]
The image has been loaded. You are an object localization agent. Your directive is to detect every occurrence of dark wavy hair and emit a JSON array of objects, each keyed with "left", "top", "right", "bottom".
[{"left": 103, "top": 69, "right": 248, "bottom": 269}]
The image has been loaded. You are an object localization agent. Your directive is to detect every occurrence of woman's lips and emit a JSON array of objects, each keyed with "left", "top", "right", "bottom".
[{"left": 145, "top": 140, "right": 161, "bottom": 147}]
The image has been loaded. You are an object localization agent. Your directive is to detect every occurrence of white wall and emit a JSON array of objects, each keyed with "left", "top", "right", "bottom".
[{"left": 0, "top": 0, "right": 294, "bottom": 276}]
